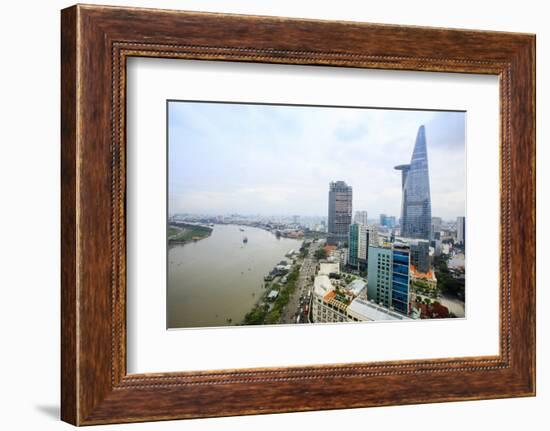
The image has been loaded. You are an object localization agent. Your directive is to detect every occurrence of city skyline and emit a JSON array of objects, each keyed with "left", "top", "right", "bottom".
[{"left": 169, "top": 101, "right": 466, "bottom": 219}]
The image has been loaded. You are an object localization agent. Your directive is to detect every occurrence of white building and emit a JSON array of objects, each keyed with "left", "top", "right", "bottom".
[
  {"left": 347, "top": 298, "right": 412, "bottom": 321},
  {"left": 347, "top": 279, "right": 367, "bottom": 298},
  {"left": 339, "top": 248, "right": 348, "bottom": 268},
  {"left": 318, "top": 262, "right": 340, "bottom": 276},
  {"left": 354, "top": 210, "right": 368, "bottom": 225},
  {"left": 311, "top": 275, "right": 412, "bottom": 323},
  {"left": 311, "top": 275, "right": 348, "bottom": 323}
]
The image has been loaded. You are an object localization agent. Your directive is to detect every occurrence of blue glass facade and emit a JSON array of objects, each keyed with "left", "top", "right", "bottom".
[
  {"left": 391, "top": 248, "right": 410, "bottom": 314},
  {"left": 396, "top": 125, "right": 432, "bottom": 240}
]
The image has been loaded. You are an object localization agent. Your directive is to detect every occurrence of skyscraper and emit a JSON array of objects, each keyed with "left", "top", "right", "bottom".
[
  {"left": 395, "top": 125, "right": 432, "bottom": 240},
  {"left": 348, "top": 223, "right": 379, "bottom": 270},
  {"left": 380, "top": 214, "right": 397, "bottom": 228},
  {"left": 407, "top": 238, "right": 431, "bottom": 273},
  {"left": 456, "top": 216, "right": 466, "bottom": 246},
  {"left": 354, "top": 210, "right": 368, "bottom": 225},
  {"left": 431, "top": 216, "right": 442, "bottom": 240},
  {"left": 327, "top": 181, "right": 353, "bottom": 245}
]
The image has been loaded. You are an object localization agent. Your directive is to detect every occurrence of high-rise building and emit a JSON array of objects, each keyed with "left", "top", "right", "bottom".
[
  {"left": 348, "top": 223, "right": 379, "bottom": 270},
  {"left": 395, "top": 125, "right": 432, "bottom": 240},
  {"left": 456, "top": 216, "right": 466, "bottom": 246},
  {"left": 431, "top": 216, "right": 442, "bottom": 240},
  {"left": 348, "top": 224, "right": 360, "bottom": 268},
  {"left": 401, "top": 238, "right": 431, "bottom": 273},
  {"left": 367, "top": 246, "right": 393, "bottom": 308},
  {"left": 327, "top": 181, "right": 353, "bottom": 245},
  {"left": 380, "top": 214, "right": 396, "bottom": 228},
  {"left": 367, "top": 244, "right": 411, "bottom": 315},
  {"left": 393, "top": 237, "right": 430, "bottom": 272},
  {"left": 391, "top": 245, "right": 411, "bottom": 315},
  {"left": 354, "top": 210, "right": 368, "bottom": 225}
]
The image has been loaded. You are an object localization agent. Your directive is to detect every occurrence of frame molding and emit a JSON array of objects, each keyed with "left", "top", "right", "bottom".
[{"left": 61, "top": 4, "right": 535, "bottom": 425}]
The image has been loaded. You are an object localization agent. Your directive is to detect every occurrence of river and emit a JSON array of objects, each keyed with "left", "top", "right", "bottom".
[{"left": 167, "top": 224, "right": 303, "bottom": 328}]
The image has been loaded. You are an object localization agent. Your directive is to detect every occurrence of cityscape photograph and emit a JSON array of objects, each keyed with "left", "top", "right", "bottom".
[{"left": 167, "top": 100, "right": 466, "bottom": 329}]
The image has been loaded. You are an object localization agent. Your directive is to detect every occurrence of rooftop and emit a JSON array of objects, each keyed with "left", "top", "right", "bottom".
[
  {"left": 314, "top": 275, "right": 334, "bottom": 297},
  {"left": 410, "top": 265, "right": 436, "bottom": 280},
  {"left": 267, "top": 290, "right": 279, "bottom": 299},
  {"left": 448, "top": 253, "right": 465, "bottom": 269},
  {"left": 318, "top": 262, "right": 340, "bottom": 276},
  {"left": 347, "top": 279, "right": 367, "bottom": 296},
  {"left": 348, "top": 298, "right": 412, "bottom": 321}
]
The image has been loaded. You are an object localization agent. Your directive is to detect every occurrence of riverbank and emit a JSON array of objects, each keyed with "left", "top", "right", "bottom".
[
  {"left": 242, "top": 266, "right": 301, "bottom": 325},
  {"left": 168, "top": 224, "right": 304, "bottom": 328},
  {"left": 168, "top": 222, "right": 212, "bottom": 244}
]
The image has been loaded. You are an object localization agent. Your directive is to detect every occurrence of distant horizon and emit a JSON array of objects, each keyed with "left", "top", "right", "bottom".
[
  {"left": 169, "top": 101, "right": 466, "bottom": 220},
  {"left": 170, "top": 211, "right": 464, "bottom": 223}
]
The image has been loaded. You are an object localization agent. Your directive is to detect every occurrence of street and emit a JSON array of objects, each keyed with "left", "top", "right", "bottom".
[{"left": 279, "top": 240, "right": 322, "bottom": 324}]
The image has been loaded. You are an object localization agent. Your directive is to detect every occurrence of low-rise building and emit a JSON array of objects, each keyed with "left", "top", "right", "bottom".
[
  {"left": 311, "top": 256, "right": 414, "bottom": 323},
  {"left": 267, "top": 289, "right": 279, "bottom": 301},
  {"left": 312, "top": 275, "right": 348, "bottom": 323},
  {"left": 312, "top": 274, "right": 412, "bottom": 323},
  {"left": 410, "top": 265, "right": 438, "bottom": 290},
  {"left": 318, "top": 262, "right": 340, "bottom": 276},
  {"left": 347, "top": 279, "right": 367, "bottom": 298}
]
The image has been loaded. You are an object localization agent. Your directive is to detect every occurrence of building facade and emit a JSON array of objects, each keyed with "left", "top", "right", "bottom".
[
  {"left": 367, "top": 244, "right": 411, "bottom": 315},
  {"left": 410, "top": 266, "right": 438, "bottom": 290},
  {"left": 456, "top": 216, "right": 466, "bottom": 246},
  {"left": 431, "top": 216, "right": 442, "bottom": 240},
  {"left": 348, "top": 223, "right": 360, "bottom": 268},
  {"left": 311, "top": 270, "right": 408, "bottom": 323},
  {"left": 396, "top": 237, "right": 431, "bottom": 273},
  {"left": 354, "top": 210, "right": 368, "bottom": 225},
  {"left": 391, "top": 245, "right": 411, "bottom": 315},
  {"left": 327, "top": 181, "right": 353, "bottom": 245},
  {"left": 380, "top": 214, "right": 396, "bottom": 228},
  {"left": 395, "top": 125, "right": 432, "bottom": 240},
  {"left": 367, "top": 246, "right": 393, "bottom": 308},
  {"left": 348, "top": 223, "right": 379, "bottom": 270}
]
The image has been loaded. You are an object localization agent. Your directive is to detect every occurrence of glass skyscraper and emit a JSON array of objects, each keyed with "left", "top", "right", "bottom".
[
  {"left": 395, "top": 125, "right": 432, "bottom": 240},
  {"left": 327, "top": 181, "right": 353, "bottom": 245}
]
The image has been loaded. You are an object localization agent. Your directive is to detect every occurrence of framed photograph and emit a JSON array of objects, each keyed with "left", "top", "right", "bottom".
[{"left": 61, "top": 4, "right": 536, "bottom": 425}]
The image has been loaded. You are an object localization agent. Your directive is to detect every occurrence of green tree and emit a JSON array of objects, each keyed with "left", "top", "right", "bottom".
[{"left": 314, "top": 248, "right": 328, "bottom": 260}]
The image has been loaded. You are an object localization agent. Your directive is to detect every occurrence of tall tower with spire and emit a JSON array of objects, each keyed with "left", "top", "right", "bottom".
[{"left": 395, "top": 125, "right": 432, "bottom": 240}]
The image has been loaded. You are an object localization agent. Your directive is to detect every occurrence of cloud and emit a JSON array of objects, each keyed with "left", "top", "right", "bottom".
[{"left": 168, "top": 102, "right": 465, "bottom": 220}]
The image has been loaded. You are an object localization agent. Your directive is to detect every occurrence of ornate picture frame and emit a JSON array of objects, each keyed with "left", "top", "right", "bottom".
[{"left": 61, "top": 4, "right": 535, "bottom": 425}]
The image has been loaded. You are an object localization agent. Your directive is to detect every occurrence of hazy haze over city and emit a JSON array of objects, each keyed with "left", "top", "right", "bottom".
[{"left": 168, "top": 101, "right": 466, "bottom": 220}]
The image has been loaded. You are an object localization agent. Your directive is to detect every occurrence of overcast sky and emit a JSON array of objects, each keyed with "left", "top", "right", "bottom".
[{"left": 168, "top": 101, "right": 466, "bottom": 220}]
